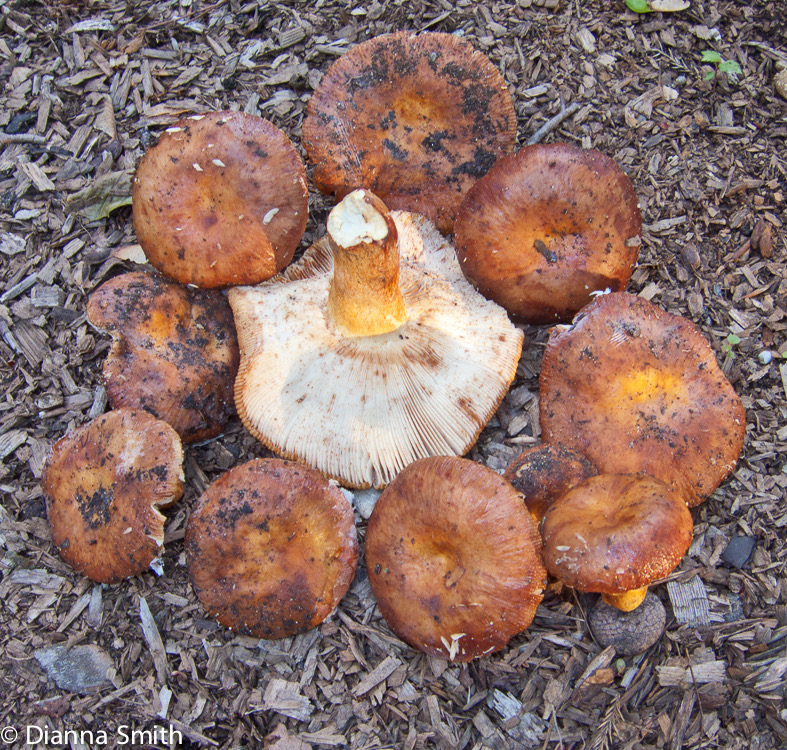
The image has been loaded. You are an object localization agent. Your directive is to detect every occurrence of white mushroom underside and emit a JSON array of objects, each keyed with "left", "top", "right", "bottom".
[{"left": 229, "top": 211, "right": 524, "bottom": 488}]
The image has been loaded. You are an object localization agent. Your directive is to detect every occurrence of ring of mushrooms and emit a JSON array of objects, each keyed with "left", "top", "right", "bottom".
[
  {"left": 365, "top": 456, "right": 546, "bottom": 661},
  {"left": 87, "top": 271, "right": 239, "bottom": 443},
  {"left": 133, "top": 110, "right": 308, "bottom": 288},
  {"left": 42, "top": 408, "right": 184, "bottom": 583},
  {"left": 302, "top": 31, "right": 517, "bottom": 234},
  {"left": 185, "top": 458, "right": 358, "bottom": 639},
  {"left": 454, "top": 143, "right": 642, "bottom": 324},
  {"left": 539, "top": 291, "right": 746, "bottom": 505},
  {"left": 228, "top": 189, "right": 523, "bottom": 488}
]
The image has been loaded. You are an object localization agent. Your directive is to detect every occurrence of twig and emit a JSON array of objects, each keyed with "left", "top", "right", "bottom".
[
  {"left": 0, "top": 133, "right": 47, "bottom": 146},
  {"left": 526, "top": 102, "right": 581, "bottom": 145}
]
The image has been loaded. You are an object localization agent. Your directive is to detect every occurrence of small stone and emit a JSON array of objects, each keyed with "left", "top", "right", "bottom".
[
  {"left": 721, "top": 535, "right": 756, "bottom": 569},
  {"left": 352, "top": 488, "right": 381, "bottom": 520},
  {"left": 588, "top": 591, "right": 666, "bottom": 656},
  {"left": 34, "top": 645, "right": 114, "bottom": 693},
  {"left": 775, "top": 68, "right": 787, "bottom": 101}
]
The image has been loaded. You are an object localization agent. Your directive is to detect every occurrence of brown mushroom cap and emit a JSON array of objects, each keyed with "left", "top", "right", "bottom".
[
  {"left": 539, "top": 292, "right": 746, "bottom": 505},
  {"left": 229, "top": 193, "right": 523, "bottom": 489},
  {"left": 185, "top": 458, "right": 358, "bottom": 640},
  {"left": 454, "top": 143, "right": 642, "bottom": 324},
  {"left": 87, "top": 272, "right": 239, "bottom": 443},
  {"left": 366, "top": 456, "right": 546, "bottom": 662},
  {"left": 541, "top": 473, "right": 693, "bottom": 600},
  {"left": 302, "top": 31, "right": 517, "bottom": 234},
  {"left": 132, "top": 111, "right": 308, "bottom": 287},
  {"left": 504, "top": 443, "right": 598, "bottom": 522},
  {"left": 42, "top": 409, "right": 184, "bottom": 583}
]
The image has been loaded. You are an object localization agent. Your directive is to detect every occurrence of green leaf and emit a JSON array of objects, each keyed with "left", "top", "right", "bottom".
[
  {"left": 625, "top": 0, "right": 652, "bottom": 12},
  {"left": 718, "top": 60, "right": 742, "bottom": 79},
  {"left": 701, "top": 50, "right": 723, "bottom": 63},
  {"left": 704, "top": 70, "right": 716, "bottom": 80},
  {"left": 726, "top": 333, "right": 742, "bottom": 346}
]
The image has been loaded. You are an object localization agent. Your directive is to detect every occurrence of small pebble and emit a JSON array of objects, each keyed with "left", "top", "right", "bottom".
[
  {"left": 721, "top": 535, "right": 756, "bottom": 569},
  {"left": 758, "top": 350, "right": 773, "bottom": 365}
]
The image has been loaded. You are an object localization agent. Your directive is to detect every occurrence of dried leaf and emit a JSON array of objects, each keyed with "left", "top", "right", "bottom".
[{"left": 64, "top": 171, "right": 132, "bottom": 221}]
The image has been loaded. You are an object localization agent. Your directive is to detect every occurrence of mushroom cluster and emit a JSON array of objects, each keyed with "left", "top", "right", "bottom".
[{"left": 40, "top": 30, "right": 747, "bottom": 663}]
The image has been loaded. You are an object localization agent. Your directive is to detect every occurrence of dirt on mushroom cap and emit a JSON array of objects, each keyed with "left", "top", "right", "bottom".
[
  {"left": 185, "top": 458, "right": 358, "bottom": 640},
  {"left": 365, "top": 456, "right": 546, "bottom": 662},
  {"left": 132, "top": 111, "right": 308, "bottom": 288},
  {"left": 302, "top": 31, "right": 517, "bottom": 234},
  {"left": 541, "top": 473, "right": 694, "bottom": 596},
  {"left": 42, "top": 408, "right": 184, "bottom": 584},
  {"left": 539, "top": 291, "right": 746, "bottom": 504},
  {"left": 454, "top": 143, "right": 642, "bottom": 324},
  {"left": 86, "top": 271, "right": 239, "bottom": 443}
]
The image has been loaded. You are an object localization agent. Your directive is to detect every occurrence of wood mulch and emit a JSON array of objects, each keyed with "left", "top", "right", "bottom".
[{"left": 1, "top": 0, "right": 785, "bottom": 748}]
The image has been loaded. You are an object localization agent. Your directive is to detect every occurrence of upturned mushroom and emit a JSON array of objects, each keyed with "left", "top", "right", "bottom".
[
  {"left": 539, "top": 291, "right": 746, "bottom": 505},
  {"left": 41, "top": 409, "right": 184, "bottom": 583},
  {"left": 186, "top": 458, "right": 358, "bottom": 639},
  {"left": 133, "top": 110, "right": 308, "bottom": 288},
  {"left": 454, "top": 143, "right": 642, "bottom": 324},
  {"left": 228, "top": 189, "right": 523, "bottom": 488},
  {"left": 302, "top": 31, "right": 517, "bottom": 234},
  {"left": 365, "top": 456, "right": 546, "bottom": 661},
  {"left": 86, "top": 271, "right": 239, "bottom": 443},
  {"left": 540, "top": 473, "right": 693, "bottom": 611}
]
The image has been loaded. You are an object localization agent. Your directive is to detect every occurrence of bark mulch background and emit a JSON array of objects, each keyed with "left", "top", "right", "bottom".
[{"left": 1, "top": 0, "right": 786, "bottom": 748}]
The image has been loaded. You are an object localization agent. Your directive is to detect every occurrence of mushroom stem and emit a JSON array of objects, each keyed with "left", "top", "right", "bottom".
[
  {"left": 326, "top": 189, "right": 408, "bottom": 337},
  {"left": 602, "top": 586, "right": 648, "bottom": 612}
]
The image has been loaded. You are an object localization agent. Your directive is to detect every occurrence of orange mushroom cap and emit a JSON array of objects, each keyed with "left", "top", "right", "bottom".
[
  {"left": 541, "top": 473, "right": 693, "bottom": 609},
  {"left": 454, "top": 143, "right": 642, "bottom": 324},
  {"left": 302, "top": 31, "right": 517, "bottom": 234},
  {"left": 539, "top": 291, "right": 746, "bottom": 505},
  {"left": 132, "top": 111, "right": 308, "bottom": 287},
  {"left": 87, "top": 272, "right": 239, "bottom": 443},
  {"left": 186, "top": 459, "right": 358, "bottom": 640},
  {"left": 366, "top": 456, "right": 546, "bottom": 661},
  {"left": 504, "top": 443, "right": 598, "bottom": 522},
  {"left": 42, "top": 409, "right": 184, "bottom": 583}
]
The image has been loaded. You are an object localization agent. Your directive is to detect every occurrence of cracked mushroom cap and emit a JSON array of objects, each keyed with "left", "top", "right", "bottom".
[
  {"left": 539, "top": 292, "right": 746, "bottom": 505},
  {"left": 42, "top": 409, "right": 184, "bottom": 584},
  {"left": 228, "top": 190, "right": 523, "bottom": 489},
  {"left": 185, "top": 458, "right": 358, "bottom": 640},
  {"left": 454, "top": 143, "right": 642, "bottom": 324},
  {"left": 504, "top": 443, "right": 598, "bottom": 522},
  {"left": 366, "top": 456, "right": 546, "bottom": 661},
  {"left": 541, "top": 473, "right": 693, "bottom": 611},
  {"left": 302, "top": 31, "right": 517, "bottom": 234},
  {"left": 87, "top": 272, "right": 239, "bottom": 443},
  {"left": 132, "top": 111, "right": 308, "bottom": 288}
]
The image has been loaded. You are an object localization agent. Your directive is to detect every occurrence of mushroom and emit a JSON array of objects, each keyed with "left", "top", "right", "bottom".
[
  {"left": 365, "top": 456, "right": 546, "bottom": 661},
  {"left": 454, "top": 143, "right": 642, "bottom": 324},
  {"left": 588, "top": 590, "right": 667, "bottom": 656},
  {"left": 504, "top": 443, "right": 598, "bottom": 522},
  {"left": 185, "top": 458, "right": 358, "bottom": 639},
  {"left": 539, "top": 291, "right": 746, "bottom": 506},
  {"left": 228, "top": 189, "right": 523, "bottom": 488},
  {"left": 41, "top": 409, "right": 184, "bottom": 583},
  {"left": 132, "top": 111, "right": 308, "bottom": 288},
  {"left": 302, "top": 31, "right": 517, "bottom": 234},
  {"left": 86, "top": 271, "right": 239, "bottom": 443},
  {"left": 540, "top": 473, "right": 693, "bottom": 611}
]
